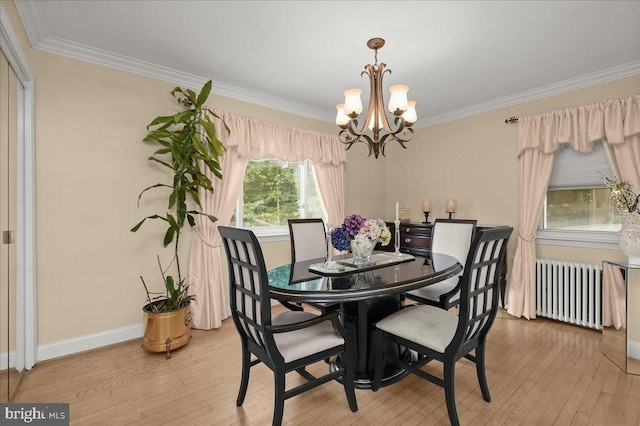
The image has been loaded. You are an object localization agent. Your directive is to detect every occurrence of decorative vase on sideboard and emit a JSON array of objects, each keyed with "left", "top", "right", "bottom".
[{"left": 620, "top": 212, "right": 640, "bottom": 266}]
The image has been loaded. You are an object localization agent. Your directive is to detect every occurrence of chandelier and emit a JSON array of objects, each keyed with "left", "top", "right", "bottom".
[{"left": 336, "top": 37, "right": 417, "bottom": 159}]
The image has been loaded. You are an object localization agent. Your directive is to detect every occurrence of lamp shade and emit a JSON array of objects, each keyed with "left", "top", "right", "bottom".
[
  {"left": 388, "top": 84, "right": 409, "bottom": 115},
  {"left": 335, "top": 103, "right": 350, "bottom": 127},
  {"left": 343, "top": 88, "right": 363, "bottom": 116},
  {"left": 445, "top": 198, "right": 458, "bottom": 213},
  {"left": 421, "top": 198, "right": 432, "bottom": 212},
  {"left": 402, "top": 100, "right": 417, "bottom": 125}
]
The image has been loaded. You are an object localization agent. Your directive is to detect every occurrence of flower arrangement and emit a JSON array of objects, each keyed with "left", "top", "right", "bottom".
[
  {"left": 331, "top": 214, "right": 391, "bottom": 252},
  {"left": 602, "top": 174, "right": 640, "bottom": 214}
]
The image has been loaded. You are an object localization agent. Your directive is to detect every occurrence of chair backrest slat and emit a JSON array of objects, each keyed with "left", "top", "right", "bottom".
[
  {"left": 450, "top": 226, "right": 512, "bottom": 355},
  {"left": 219, "top": 226, "right": 273, "bottom": 353}
]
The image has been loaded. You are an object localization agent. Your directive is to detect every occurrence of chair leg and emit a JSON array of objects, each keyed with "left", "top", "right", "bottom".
[
  {"left": 475, "top": 343, "right": 491, "bottom": 402},
  {"left": 343, "top": 335, "right": 358, "bottom": 412},
  {"left": 444, "top": 359, "right": 459, "bottom": 426},
  {"left": 371, "top": 329, "right": 385, "bottom": 392},
  {"left": 236, "top": 344, "right": 251, "bottom": 406},
  {"left": 272, "top": 371, "right": 286, "bottom": 426}
]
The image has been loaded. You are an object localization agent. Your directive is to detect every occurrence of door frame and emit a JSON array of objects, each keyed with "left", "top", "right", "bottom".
[{"left": 0, "top": 3, "right": 37, "bottom": 370}]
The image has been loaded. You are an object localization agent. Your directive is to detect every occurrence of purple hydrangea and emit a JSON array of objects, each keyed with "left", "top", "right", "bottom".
[{"left": 343, "top": 214, "right": 365, "bottom": 237}]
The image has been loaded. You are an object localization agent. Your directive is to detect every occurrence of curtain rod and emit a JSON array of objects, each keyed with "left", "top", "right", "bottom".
[{"left": 504, "top": 116, "right": 518, "bottom": 124}]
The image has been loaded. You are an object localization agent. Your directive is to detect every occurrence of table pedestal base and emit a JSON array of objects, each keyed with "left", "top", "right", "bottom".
[{"left": 335, "top": 295, "right": 406, "bottom": 388}]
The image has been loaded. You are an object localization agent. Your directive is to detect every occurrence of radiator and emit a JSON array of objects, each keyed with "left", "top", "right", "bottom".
[{"left": 536, "top": 260, "right": 602, "bottom": 330}]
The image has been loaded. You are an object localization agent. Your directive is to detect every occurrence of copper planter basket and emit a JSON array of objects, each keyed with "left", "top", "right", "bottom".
[{"left": 142, "top": 302, "right": 191, "bottom": 358}]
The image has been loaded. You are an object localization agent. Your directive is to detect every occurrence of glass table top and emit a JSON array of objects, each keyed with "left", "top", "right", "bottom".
[{"left": 267, "top": 251, "right": 462, "bottom": 303}]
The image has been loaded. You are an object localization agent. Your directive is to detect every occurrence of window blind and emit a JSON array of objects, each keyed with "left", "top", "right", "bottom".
[{"left": 548, "top": 141, "right": 613, "bottom": 189}]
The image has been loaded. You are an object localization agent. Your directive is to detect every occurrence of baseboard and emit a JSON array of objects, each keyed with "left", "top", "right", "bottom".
[
  {"left": 629, "top": 339, "right": 640, "bottom": 361},
  {"left": 37, "top": 323, "right": 144, "bottom": 362}
]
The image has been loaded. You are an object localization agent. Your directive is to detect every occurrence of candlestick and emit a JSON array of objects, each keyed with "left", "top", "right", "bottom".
[{"left": 394, "top": 219, "right": 402, "bottom": 256}]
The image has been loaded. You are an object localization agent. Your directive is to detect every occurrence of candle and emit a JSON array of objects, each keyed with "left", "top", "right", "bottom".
[
  {"left": 395, "top": 202, "right": 399, "bottom": 222},
  {"left": 327, "top": 199, "right": 332, "bottom": 227},
  {"left": 421, "top": 198, "right": 432, "bottom": 213}
]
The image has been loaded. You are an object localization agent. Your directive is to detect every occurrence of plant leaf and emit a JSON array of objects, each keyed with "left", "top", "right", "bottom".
[{"left": 196, "top": 80, "right": 212, "bottom": 108}]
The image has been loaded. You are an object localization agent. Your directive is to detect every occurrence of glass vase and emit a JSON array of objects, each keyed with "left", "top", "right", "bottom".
[
  {"left": 620, "top": 212, "right": 640, "bottom": 266},
  {"left": 350, "top": 239, "right": 378, "bottom": 263}
]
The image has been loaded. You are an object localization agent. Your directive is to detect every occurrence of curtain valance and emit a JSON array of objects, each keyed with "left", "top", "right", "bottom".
[
  {"left": 518, "top": 94, "right": 640, "bottom": 157},
  {"left": 209, "top": 108, "right": 347, "bottom": 166}
]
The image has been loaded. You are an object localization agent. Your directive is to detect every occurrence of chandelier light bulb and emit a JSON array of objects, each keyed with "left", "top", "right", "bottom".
[
  {"left": 368, "top": 111, "right": 385, "bottom": 131},
  {"left": 343, "top": 88, "right": 363, "bottom": 116},
  {"left": 402, "top": 100, "right": 417, "bottom": 125},
  {"left": 388, "top": 84, "right": 409, "bottom": 115},
  {"left": 335, "top": 103, "right": 350, "bottom": 127}
]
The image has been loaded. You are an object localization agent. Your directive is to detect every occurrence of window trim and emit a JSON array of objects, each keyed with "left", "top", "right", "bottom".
[{"left": 536, "top": 228, "right": 620, "bottom": 250}]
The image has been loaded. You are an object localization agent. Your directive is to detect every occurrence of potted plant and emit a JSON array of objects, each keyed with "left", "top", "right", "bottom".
[{"left": 131, "top": 80, "right": 228, "bottom": 356}]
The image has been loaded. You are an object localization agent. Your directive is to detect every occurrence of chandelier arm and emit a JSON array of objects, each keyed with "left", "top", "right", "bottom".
[
  {"left": 360, "top": 64, "right": 377, "bottom": 132},
  {"left": 378, "top": 68, "right": 394, "bottom": 133},
  {"left": 390, "top": 127, "right": 415, "bottom": 145}
]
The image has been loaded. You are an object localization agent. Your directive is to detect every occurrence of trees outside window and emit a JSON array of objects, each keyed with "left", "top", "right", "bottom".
[{"left": 233, "top": 158, "right": 322, "bottom": 228}]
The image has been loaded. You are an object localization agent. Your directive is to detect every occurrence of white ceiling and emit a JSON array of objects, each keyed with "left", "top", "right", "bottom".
[{"left": 14, "top": 0, "right": 640, "bottom": 127}]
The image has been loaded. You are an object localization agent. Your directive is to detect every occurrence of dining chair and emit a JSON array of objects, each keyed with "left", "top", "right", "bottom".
[
  {"left": 405, "top": 219, "right": 477, "bottom": 309},
  {"left": 218, "top": 226, "right": 358, "bottom": 426},
  {"left": 371, "top": 226, "right": 513, "bottom": 426},
  {"left": 287, "top": 218, "right": 338, "bottom": 314}
]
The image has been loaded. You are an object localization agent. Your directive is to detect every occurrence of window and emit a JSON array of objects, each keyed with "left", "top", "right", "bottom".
[
  {"left": 232, "top": 158, "right": 323, "bottom": 239},
  {"left": 537, "top": 141, "right": 621, "bottom": 248}
]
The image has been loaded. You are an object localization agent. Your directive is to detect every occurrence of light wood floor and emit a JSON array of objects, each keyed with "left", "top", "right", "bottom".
[{"left": 14, "top": 308, "right": 640, "bottom": 425}]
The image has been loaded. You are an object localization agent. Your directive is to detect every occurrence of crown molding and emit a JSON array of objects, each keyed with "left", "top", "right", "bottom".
[
  {"left": 14, "top": 1, "right": 640, "bottom": 128},
  {"left": 414, "top": 61, "right": 640, "bottom": 128},
  {"left": 36, "top": 35, "right": 334, "bottom": 122}
]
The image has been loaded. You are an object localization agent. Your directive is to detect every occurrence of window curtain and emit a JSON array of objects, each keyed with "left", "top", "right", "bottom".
[
  {"left": 189, "top": 109, "right": 347, "bottom": 329},
  {"left": 507, "top": 94, "right": 640, "bottom": 320},
  {"left": 312, "top": 161, "right": 346, "bottom": 229}
]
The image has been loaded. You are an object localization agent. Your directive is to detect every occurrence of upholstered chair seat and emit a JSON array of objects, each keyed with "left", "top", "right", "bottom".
[
  {"left": 272, "top": 311, "right": 345, "bottom": 363},
  {"left": 376, "top": 305, "right": 458, "bottom": 353}
]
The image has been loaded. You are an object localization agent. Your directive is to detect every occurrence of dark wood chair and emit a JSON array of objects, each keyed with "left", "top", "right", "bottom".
[
  {"left": 218, "top": 226, "right": 357, "bottom": 426},
  {"left": 405, "top": 219, "right": 477, "bottom": 309},
  {"left": 371, "top": 226, "right": 513, "bottom": 426}
]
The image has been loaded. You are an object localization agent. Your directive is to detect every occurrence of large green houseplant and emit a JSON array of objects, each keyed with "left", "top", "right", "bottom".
[{"left": 132, "top": 80, "right": 228, "bottom": 353}]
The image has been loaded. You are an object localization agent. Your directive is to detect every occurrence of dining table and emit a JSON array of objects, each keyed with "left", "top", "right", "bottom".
[{"left": 267, "top": 251, "right": 462, "bottom": 389}]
